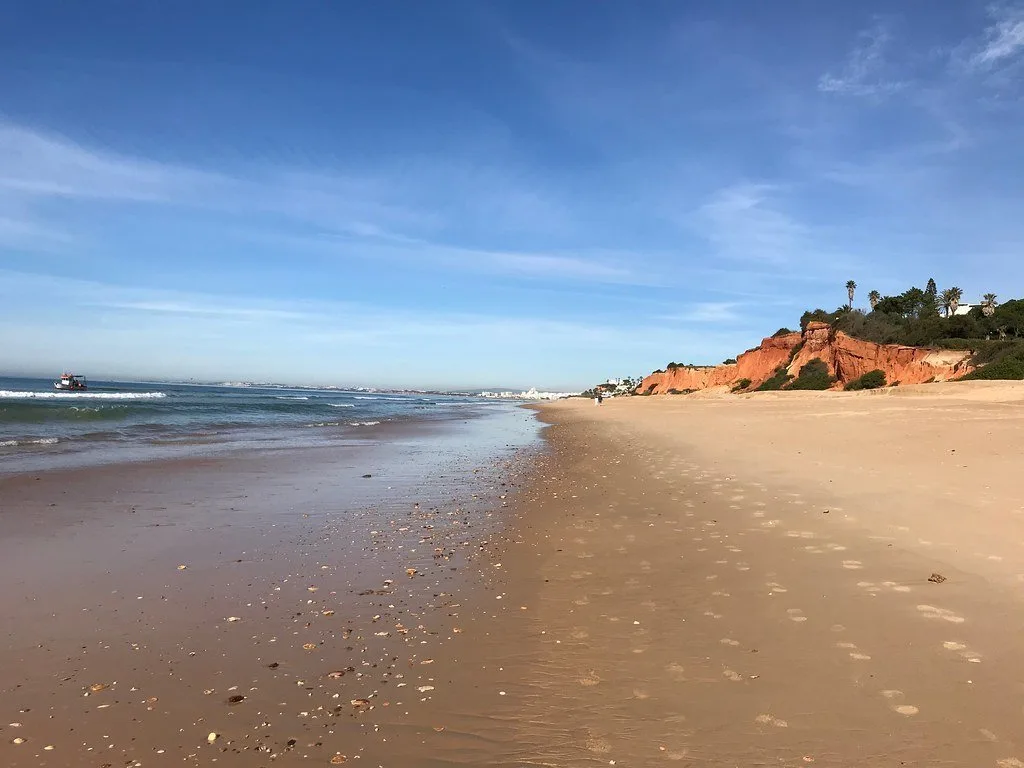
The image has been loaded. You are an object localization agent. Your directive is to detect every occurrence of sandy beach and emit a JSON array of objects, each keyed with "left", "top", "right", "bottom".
[
  {"left": 499, "top": 382, "right": 1024, "bottom": 766},
  {"left": 4, "top": 382, "right": 1024, "bottom": 766}
]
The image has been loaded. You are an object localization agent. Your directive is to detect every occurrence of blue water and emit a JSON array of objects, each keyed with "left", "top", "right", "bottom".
[{"left": 0, "top": 377, "right": 508, "bottom": 471}]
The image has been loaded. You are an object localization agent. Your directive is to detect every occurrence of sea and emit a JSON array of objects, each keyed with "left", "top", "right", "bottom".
[{"left": 0, "top": 376, "right": 523, "bottom": 473}]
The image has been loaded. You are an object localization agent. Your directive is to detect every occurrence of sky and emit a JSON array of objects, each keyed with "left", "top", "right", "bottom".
[{"left": 2, "top": 1, "right": 1023, "bottom": 390}]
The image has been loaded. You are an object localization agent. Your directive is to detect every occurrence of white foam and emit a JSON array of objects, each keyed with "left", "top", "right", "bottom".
[
  {"left": 349, "top": 421, "right": 381, "bottom": 427},
  {"left": 328, "top": 403, "right": 355, "bottom": 408},
  {"left": 275, "top": 395, "right": 309, "bottom": 400},
  {"left": 353, "top": 396, "right": 407, "bottom": 401},
  {"left": 0, "top": 437, "right": 59, "bottom": 447},
  {"left": 0, "top": 390, "right": 167, "bottom": 400}
]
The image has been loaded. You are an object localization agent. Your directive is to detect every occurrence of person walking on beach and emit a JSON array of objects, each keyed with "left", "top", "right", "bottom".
[{"left": 596, "top": 392, "right": 603, "bottom": 406}]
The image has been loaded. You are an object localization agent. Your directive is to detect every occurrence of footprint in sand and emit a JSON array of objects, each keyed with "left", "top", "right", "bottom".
[
  {"left": 804, "top": 545, "right": 825, "bottom": 554},
  {"left": 755, "top": 713, "right": 789, "bottom": 728},
  {"left": 881, "top": 689, "right": 919, "bottom": 716},
  {"left": 585, "top": 735, "right": 613, "bottom": 754},
  {"left": 711, "top": 590, "right": 731, "bottom": 598},
  {"left": 766, "top": 582, "right": 788, "bottom": 594},
  {"left": 880, "top": 580, "right": 912, "bottom": 593},
  {"left": 917, "top": 605, "right": 965, "bottom": 624},
  {"left": 835, "top": 641, "right": 871, "bottom": 660},
  {"left": 786, "top": 531, "right": 815, "bottom": 539},
  {"left": 826, "top": 543, "right": 847, "bottom": 552},
  {"left": 997, "top": 758, "right": 1024, "bottom": 768},
  {"left": 943, "top": 641, "right": 982, "bottom": 663},
  {"left": 570, "top": 629, "right": 589, "bottom": 640},
  {"left": 720, "top": 638, "right": 741, "bottom": 646},
  {"left": 666, "top": 663, "right": 687, "bottom": 681},
  {"left": 703, "top": 610, "right": 723, "bottom": 619},
  {"left": 632, "top": 688, "right": 650, "bottom": 700},
  {"left": 787, "top": 608, "right": 808, "bottom": 623},
  {"left": 722, "top": 668, "right": 744, "bottom": 681},
  {"left": 752, "top": 511, "right": 766, "bottom": 518},
  {"left": 735, "top": 563, "right": 751, "bottom": 572},
  {"left": 842, "top": 560, "right": 864, "bottom": 570},
  {"left": 579, "top": 671, "right": 601, "bottom": 687}
]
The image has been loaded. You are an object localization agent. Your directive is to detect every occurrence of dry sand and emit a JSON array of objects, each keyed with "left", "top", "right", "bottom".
[
  {"left": 496, "top": 381, "right": 1024, "bottom": 766},
  {"left": 4, "top": 381, "right": 1024, "bottom": 766}
]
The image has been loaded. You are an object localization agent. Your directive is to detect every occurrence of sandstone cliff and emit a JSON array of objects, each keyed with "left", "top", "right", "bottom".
[{"left": 639, "top": 322, "right": 973, "bottom": 394}]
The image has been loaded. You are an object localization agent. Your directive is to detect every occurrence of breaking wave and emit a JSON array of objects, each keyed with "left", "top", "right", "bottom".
[
  {"left": 0, "top": 437, "right": 59, "bottom": 447},
  {"left": 328, "top": 403, "right": 355, "bottom": 408},
  {"left": 0, "top": 390, "right": 167, "bottom": 401}
]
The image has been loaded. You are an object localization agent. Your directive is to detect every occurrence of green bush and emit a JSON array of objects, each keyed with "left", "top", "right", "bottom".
[
  {"left": 756, "top": 366, "right": 794, "bottom": 391},
  {"left": 788, "top": 358, "right": 835, "bottom": 390},
  {"left": 962, "top": 344, "right": 1024, "bottom": 380},
  {"left": 772, "top": 327, "right": 795, "bottom": 337},
  {"left": 722, "top": 358, "right": 737, "bottom": 365},
  {"left": 844, "top": 369, "right": 886, "bottom": 391},
  {"left": 731, "top": 378, "right": 752, "bottom": 392}
]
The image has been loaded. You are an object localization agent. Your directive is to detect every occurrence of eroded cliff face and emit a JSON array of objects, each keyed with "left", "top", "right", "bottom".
[{"left": 638, "top": 322, "right": 972, "bottom": 394}]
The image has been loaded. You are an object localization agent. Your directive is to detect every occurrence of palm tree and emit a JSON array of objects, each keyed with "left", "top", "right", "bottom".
[
  {"left": 868, "top": 290, "right": 881, "bottom": 310},
  {"left": 846, "top": 280, "right": 857, "bottom": 309},
  {"left": 948, "top": 286, "right": 963, "bottom": 316},
  {"left": 941, "top": 287, "right": 963, "bottom": 317},
  {"left": 981, "top": 293, "right": 998, "bottom": 317}
]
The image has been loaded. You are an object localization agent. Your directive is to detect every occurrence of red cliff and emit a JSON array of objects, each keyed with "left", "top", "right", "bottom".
[{"left": 638, "top": 322, "right": 973, "bottom": 394}]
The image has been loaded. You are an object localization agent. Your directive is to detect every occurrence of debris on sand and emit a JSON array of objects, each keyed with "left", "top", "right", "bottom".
[{"left": 928, "top": 573, "right": 947, "bottom": 584}]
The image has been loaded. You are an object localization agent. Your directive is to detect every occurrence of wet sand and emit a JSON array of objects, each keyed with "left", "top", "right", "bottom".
[
  {"left": 0, "top": 412, "right": 541, "bottom": 767},
  {"left": 5, "top": 383, "right": 1024, "bottom": 766}
]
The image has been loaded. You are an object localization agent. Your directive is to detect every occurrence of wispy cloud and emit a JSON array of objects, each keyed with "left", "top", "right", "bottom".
[
  {"left": 0, "top": 120, "right": 645, "bottom": 285},
  {"left": 818, "top": 21, "right": 906, "bottom": 97},
  {"left": 692, "top": 183, "right": 807, "bottom": 265},
  {"left": 0, "top": 269, "right": 752, "bottom": 386},
  {"left": 966, "top": 4, "right": 1024, "bottom": 70},
  {"left": 658, "top": 302, "right": 742, "bottom": 323}
]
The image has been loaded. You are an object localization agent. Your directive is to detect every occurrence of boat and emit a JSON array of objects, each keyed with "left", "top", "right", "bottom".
[{"left": 54, "top": 373, "right": 88, "bottom": 391}]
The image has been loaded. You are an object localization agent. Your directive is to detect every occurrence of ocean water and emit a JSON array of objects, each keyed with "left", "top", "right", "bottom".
[{"left": 0, "top": 376, "right": 513, "bottom": 472}]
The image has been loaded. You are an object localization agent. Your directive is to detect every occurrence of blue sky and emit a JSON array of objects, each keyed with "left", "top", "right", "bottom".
[{"left": 2, "top": 1, "right": 1023, "bottom": 389}]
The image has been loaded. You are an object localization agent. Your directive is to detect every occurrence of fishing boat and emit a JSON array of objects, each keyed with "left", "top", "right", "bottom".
[{"left": 54, "top": 373, "right": 88, "bottom": 391}]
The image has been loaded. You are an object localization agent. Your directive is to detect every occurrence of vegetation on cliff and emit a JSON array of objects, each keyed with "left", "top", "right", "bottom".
[
  {"left": 801, "top": 280, "right": 1024, "bottom": 380},
  {"left": 844, "top": 370, "right": 887, "bottom": 391},
  {"left": 787, "top": 359, "right": 835, "bottom": 390}
]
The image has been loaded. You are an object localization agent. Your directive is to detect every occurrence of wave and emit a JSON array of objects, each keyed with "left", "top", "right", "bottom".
[
  {"left": 352, "top": 395, "right": 408, "bottom": 401},
  {"left": 305, "top": 419, "right": 381, "bottom": 428},
  {"left": 275, "top": 396, "right": 310, "bottom": 400},
  {"left": 328, "top": 403, "right": 355, "bottom": 408},
  {"left": 0, "top": 390, "right": 167, "bottom": 401},
  {"left": 0, "top": 437, "right": 59, "bottom": 447}
]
